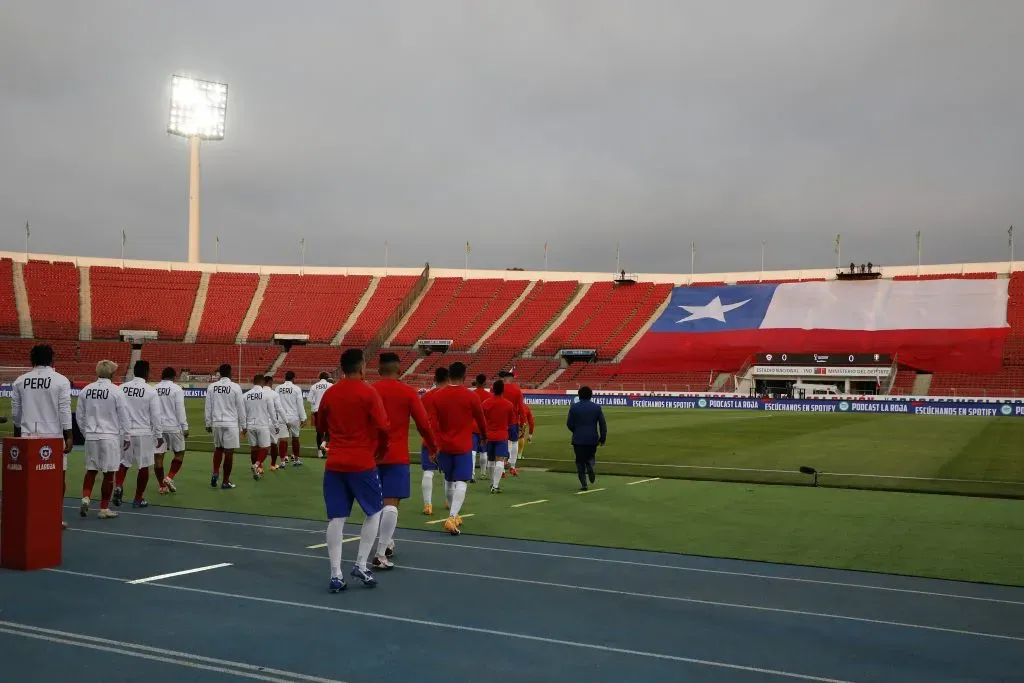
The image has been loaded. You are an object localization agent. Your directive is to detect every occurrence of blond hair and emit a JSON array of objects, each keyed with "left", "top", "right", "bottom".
[{"left": 96, "top": 360, "right": 118, "bottom": 379}]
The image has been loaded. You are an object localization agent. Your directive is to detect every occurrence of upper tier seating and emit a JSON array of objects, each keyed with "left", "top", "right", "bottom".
[
  {"left": 139, "top": 342, "right": 280, "bottom": 378},
  {"left": 482, "top": 280, "right": 578, "bottom": 355},
  {"left": 392, "top": 278, "right": 462, "bottom": 346},
  {"left": 91, "top": 267, "right": 200, "bottom": 340},
  {"left": 340, "top": 276, "right": 419, "bottom": 347},
  {"left": 197, "top": 273, "right": 260, "bottom": 343},
  {"left": 248, "top": 275, "right": 372, "bottom": 343},
  {"left": 24, "top": 260, "right": 80, "bottom": 339}
]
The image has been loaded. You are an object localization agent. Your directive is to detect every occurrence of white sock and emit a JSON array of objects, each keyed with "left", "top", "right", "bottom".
[
  {"left": 327, "top": 517, "right": 346, "bottom": 578},
  {"left": 449, "top": 481, "right": 468, "bottom": 518},
  {"left": 421, "top": 470, "right": 434, "bottom": 505},
  {"left": 358, "top": 511, "right": 382, "bottom": 571},
  {"left": 491, "top": 460, "right": 505, "bottom": 488},
  {"left": 377, "top": 505, "right": 399, "bottom": 557},
  {"left": 509, "top": 441, "right": 519, "bottom": 467},
  {"left": 478, "top": 452, "right": 489, "bottom": 476},
  {"left": 446, "top": 481, "right": 455, "bottom": 505}
]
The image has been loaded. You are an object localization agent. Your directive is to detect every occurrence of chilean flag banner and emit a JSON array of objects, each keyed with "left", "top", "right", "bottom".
[{"left": 620, "top": 279, "right": 1009, "bottom": 373}]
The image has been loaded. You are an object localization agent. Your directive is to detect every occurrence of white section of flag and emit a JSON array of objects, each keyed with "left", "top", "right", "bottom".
[{"left": 760, "top": 279, "right": 1008, "bottom": 331}]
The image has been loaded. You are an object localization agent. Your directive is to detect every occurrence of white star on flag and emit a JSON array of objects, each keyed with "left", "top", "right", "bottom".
[{"left": 677, "top": 296, "right": 751, "bottom": 323}]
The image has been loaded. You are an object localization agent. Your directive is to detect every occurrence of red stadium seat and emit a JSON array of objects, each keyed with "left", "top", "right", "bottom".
[{"left": 24, "top": 261, "right": 80, "bottom": 339}]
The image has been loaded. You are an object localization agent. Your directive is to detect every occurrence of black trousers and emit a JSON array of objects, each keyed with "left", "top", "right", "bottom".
[{"left": 573, "top": 444, "right": 597, "bottom": 486}]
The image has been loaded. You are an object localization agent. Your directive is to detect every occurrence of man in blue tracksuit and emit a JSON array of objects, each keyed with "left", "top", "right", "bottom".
[{"left": 566, "top": 386, "right": 607, "bottom": 491}]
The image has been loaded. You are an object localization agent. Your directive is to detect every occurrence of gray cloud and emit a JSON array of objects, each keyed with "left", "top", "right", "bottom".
[{"left": 1, "top": 0, "right": 1022, "bottom": 274}]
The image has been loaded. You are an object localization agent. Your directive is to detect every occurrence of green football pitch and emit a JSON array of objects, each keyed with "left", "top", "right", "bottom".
[{"left": 2, "top": 398, "right": 1023, "bottom": 586}]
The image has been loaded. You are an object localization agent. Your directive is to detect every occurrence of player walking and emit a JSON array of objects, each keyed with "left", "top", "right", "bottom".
[
  {"left": 263, "top": 375, "right": 288, "bottom": 471},
  {"left": 113, "top": 361, "right": 164, "bottom": 509},
  {"left": 482, "top": 380, "right": 516, "bottom": 493},
  {"left": 420, "top": 367, "right": 448, "bottom": 515},
  {"left": 518, "top": 402, "right": 535, "bottom": 460},
  {"left": 244, "top": 375, "right": 280, "bottom": 479},
  {"left": 316, "top": 349, "right": 390, "bottom": 592},
  {"left": 471, "top": 374, "right": 490, "bottom": 482},
  {"left": 308, "top": 371, "right": 333, "bottom": 458},
  {"left": 275, "top": 371, "right": 307, "bottom": 466},
  {"left": 427, "top": 362, "right": 487, "bottom": 536},
  {"left": 372, "top": 352, "right": 436, "bottom": 569},
  {"left": 11, "top": 344, "right": 73, "bottom": 529},
  {"left": 77, "top": 360, "right": 130, "bottom": 519},
  {"left": 205, "top": 363, "right": 246, "bottom": 489},
  {"left": 498, "top": 370, "right": 525, "bottom": 477},
  {"left": 154, "top": 367, "right": 189, "bottom": 494}
]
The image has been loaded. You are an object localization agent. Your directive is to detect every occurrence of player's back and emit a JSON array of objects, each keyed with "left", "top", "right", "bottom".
[
  {"left": 482, "top": 396, "right": 515, "bottom": 441},
  {"left": 503, "top": 382, "right": 525, "bottom": 421},
  {"left": 430, "top": 385, "right": 484, "bottom": 453},
  {"left": 275, "top": 382, "right": 304, "bottom": 421},
  {"left": 154, "top": 380, "right": 186, "bottom": 431},
  {"left": 120, "top": 377, "right": 160, "bottom": 435},
  {"left": 206, "top": 377, "right": 243, "bottom": 425},
  {"left": 319, "top": 379, "right": 389, "bottom": 468},
  {"left": 13, "top": 366, "right": 71, "bottom": 436},
  {"left": 244, "top": 386, "right": 275, "bottom": 427},
  {"left": 78, "top": 378, "right": 126, "bottom": 439}
]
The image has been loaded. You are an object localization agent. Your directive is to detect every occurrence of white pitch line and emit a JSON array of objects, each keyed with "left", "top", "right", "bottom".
[
  {"left": 69, "top": 505, "right": 1024, "bottom": 607},
  {"left": 127, "top": 562, "right": 232, "bottom": 585},
  {"left": 306, "top": 538, "right": 358, "bottom": 549},
  {"left": 43, "top": 568, "right": 855, "bottom": 683},
  {"left": 511, "top": 499, "right": 548, "bottom": 508},
  {"left": 626, "top": 478, "right": 661, "bottom": 486},
  {"left": 425, "top": 513, "right": 475, "bottom": 525},
  {"left": 576, "top": 488, "right": 605, "bottom": 495}
]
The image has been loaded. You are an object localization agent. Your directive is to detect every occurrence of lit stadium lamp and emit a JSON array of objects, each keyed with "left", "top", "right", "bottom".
[
  {"left": 799, "top": 465, "right": 819, "bottom": 487},
  {"left": 167, "top": 75, "right": 228, "bottom": 263}
]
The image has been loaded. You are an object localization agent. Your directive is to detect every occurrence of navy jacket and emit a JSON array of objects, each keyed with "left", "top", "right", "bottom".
[{"left": 566, "top": 399, "right": 607, "bottom": 446}]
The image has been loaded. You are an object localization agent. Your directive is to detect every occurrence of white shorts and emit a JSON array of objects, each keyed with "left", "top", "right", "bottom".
[
  {"left": 85, "top": 439, "right": 121, "bottom": 473},
  {"left": 155, "top": 431, "right": 186, "bottom": 455},
  {"left": 286, "top": 421, "right": 301, "bottom": 438},
  {"left": 247, "top": 427, "right": 272, "bottom": 449},
  {"left": 273, "top": 425, "right": 287, "bottom": 441},
  {"left": 213, "top": 425, "right": 240, "bottom": 450},
  {"left": 121, "top": 435, "right": 156, "bottom": 469}
]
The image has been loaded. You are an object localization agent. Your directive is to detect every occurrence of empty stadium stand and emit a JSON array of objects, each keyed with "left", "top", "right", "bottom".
[
  {"left": 0, "top": 340, "right": 131, "bottom": 384},
  {"left": 0, "top": 259, "right": 18, "bottom": 336},
  {"left": 247, "top": 275, "right": 372, "bottom": 343},
  {"left": 393, "top": 278, "right": 524, "bottom": 351},
  {"left": 90, "top": 267, "right": 201, "bottom": 340},
  {"left": 889, "top": 369, "right": 918, "bottom": 396},
  {"left": 23, "top": 260, "right": 80, "bottom": 339},
  {"left": 139, "top": 342, "right": 280, "bottom": 378},
  {"left": 391, "top": 277, "right": 462, "bottom": 346},
  {"left": 196, "top": 272, "right": 261, "bottom": 343},
  {"left": 481, "top": 280, "right": 578, "bottom": 355},
  {"left": 340, "top": 276, "right": 419, "bottom": 347}
]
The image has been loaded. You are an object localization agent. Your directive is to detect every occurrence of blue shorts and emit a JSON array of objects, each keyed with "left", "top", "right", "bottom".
[
  {"left": 419, "top": 445, "right": 438, "bottom": 471},
  {"left": 486, "top": 440, "right": 510, "bottom": 461},
  {"left": 472, "top": 433, "right": 482, "bottom": 453},
  {"left": 378, "top": 463, "right": 411, "bottom": 500},
  {"left": 323, "top": 469, "right": 383, "bottom": 520},
  {"left": 437, "top": 451, "right": 473, "bottom": 483},
  {"left": 509, "top": 425, "right": 521, "bottom": 442}
]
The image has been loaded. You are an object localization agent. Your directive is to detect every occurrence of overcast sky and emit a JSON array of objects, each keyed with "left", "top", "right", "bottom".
[{"left": 1, "top": 1, "right": 1022, "bottom": 274}]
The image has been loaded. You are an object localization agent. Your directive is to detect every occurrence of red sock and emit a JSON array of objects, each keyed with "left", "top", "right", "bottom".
[
  {"left": 82, "top": 470, "right": 98, "bottom": 499},
  {"left": 134, "top": 467, "right": 149, "bottom": 501},
  {"left": 168, "top": 458, "right": 183, "bottom": 478},
  {"left": 100, "top": 474, "right": 114, "bottom": 510},
  {"left": 270, "top": 443, "right": 278, "bottom": 466},
  {"left": 115, "top": 465, "right": 128, "bottom": 489},
  {"left": 155, "top": 465, "right": 165, "bottom": 483},
  {"left": 250, "top": 450, "right": 258, "bottom": 466},
  {"left": 223, "top": 452, "right": 234, "bottom": 483},
  {"left": 291, "top": 438, "right": 301, "bottom": 459},
  {"left": 279, "top": 440, "right": 289, "bottom": 461},
  {"left": 257, "top": 448, "right": 268, "bottom": 467},
  {"left": 213, "top": 448, "right": 224, "bottom": 474}
]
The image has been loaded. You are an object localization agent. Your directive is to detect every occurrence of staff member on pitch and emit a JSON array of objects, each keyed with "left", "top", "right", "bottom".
[{"left": 566, "top": 386, "right": 607, "bottom": 491}]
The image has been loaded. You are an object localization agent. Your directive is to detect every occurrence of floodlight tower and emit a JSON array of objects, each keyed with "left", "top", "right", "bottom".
[{"left": 167, "top": 75, "right": 228, "bottom": 263}]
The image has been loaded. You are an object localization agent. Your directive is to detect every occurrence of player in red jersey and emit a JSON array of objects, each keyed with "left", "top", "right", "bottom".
[
  {"left": 426, "top": 361, "right": 487, "bottom": 535},
  {"left": 481, "top": 380, "right": 517, "bottom": 493},
  {"left": 471, "top": 374, "right": 490, "bottom": 480},
  {"left": 372, "top": 352, "right": 436, "bottom": 569},
  {"left": 420, "top": 367, "right": 448, "bottom": 515},
  {"left": 498, "top": 370, "right": 526, "bottom": 476},
  {"left": 316, "top": 348, "right": 389, "bottom": 592}
]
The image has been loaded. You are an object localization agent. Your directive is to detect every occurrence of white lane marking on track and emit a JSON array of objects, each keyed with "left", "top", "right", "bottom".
[
  {"left": 0, "top": 622, "right": 348, "bottom": 683},
  {"left": 41, "top": 569, "right": 855, "bottom": 683},
  {"left": 626, "top": 478, "right": 660, "bottom": 485},
  {"left": 510, "top": 499, "right": 548, "bottom": 508},
  {"left": 68, "top": 505, "right": 1024, "bottom": 607},
  {"left": 127, "top": 563, "right": 232, "bottom": 585},
  {"left": 575, "top": 488, "right": 605, "bottom": 495},
  {"left": 306, "top": 538, "right": 358, "bottom": 549},
  {"left": 61, "top": 529, "right": 1024, "bottom": 643},
  {"left": 425, "top": 514, "right": 475, "bottom": 525}
]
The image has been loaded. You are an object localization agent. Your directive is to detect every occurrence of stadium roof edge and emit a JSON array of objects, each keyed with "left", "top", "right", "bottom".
[{"left": 1, "top": 250, "right": 1018, "bottom": 285}]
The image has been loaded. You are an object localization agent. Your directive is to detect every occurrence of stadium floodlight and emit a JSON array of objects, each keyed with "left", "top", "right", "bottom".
[{"left": 167, "top": 74, "right": 228, "bottom": 263}]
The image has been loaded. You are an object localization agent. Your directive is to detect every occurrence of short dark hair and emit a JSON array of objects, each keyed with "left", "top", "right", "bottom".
[
  {"left": 579, "top": 386, "right": 593, "bottom": 401},
  {"left": 433, "top": 367, "right": 449, "bottom": 384},
  {"left": 263, "top": 375, "right": 273, "bottom": 384},
  {"left": 341, "top": 348, "right": 364, "bottom": 375},
  {"left": 449, "top": 361, "right": 467, "bottom": 381},
  {"left": 253, "top": 374, "right": 264, "bottom": 385},
  {"left": 134, "top": 360, "right": 151, "bottom": 379},
  {"left": 379, "top": 352, "right": 401, "bottom": 377},
  {"left": 161, "top": 367, "right": 176, "bottom": 380},
  {"left": 319, "top": 371, "right": 330, "bottom": 380},
  {"left": 30, "top": 344, "right": 54, "bottom": 367},
  {"left": 285, "top": 371, "right": 296, "bottom": 382},
  {"left": 475, "top": 373, "right": 487, "bottom": 387},
  {"left": 219, "top": 363, "right": 232, "bottom": 378},
  {"left": 492, "top": 379, "right": 505, "bottom": 395},
  {"left": 379, "top": 352, "right": 401, "bottom": 365}
]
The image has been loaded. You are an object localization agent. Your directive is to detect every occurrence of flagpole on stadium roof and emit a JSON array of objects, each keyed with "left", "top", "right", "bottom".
[
  {"left": 760, "top": 241, "right": 765, "bottom": 281},
  {"left": 24, "top": 221, "right": 30, "bottom": 260},
  {"left": 916, "top": 230, "right": 922, "bottom": 276},
  {"left": 1010, "top": 226, "right": 1015, "bottom": 273},
  {"left": 690, "top": 240, "right": 695, "bottom": 281},
  {"left": 121, "top": 229, "right": 126, "bottom": 268},
  {"left": 385, "top": 240, "right": 389, "bottom": 275},
  {"left": 834, "top": 233, "right": 841, "bottom": 270}
]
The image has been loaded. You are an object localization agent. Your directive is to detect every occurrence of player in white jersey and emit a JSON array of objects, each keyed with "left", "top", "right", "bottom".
[
  {"left": 263, "top": 375, "right": 289, "bottom": 471},
  {"left": 154, "top": 367, "right": 189, "bottom": 495},
  {"left": 244, "top": 374, "right": 281, "bottom": 479},
  {"left": 11, "top": 344, "right": 73, "bottom": 529},
  {"left": 76, "top": 360, "right": 130, "bottom": 519},
  {"left": 307, "top": 371, "right": 333, "bottom": 458},
  {"left": 205, "top": 363, "right": 246, "bottom": 489},
  {"left": 275, "top": 371, "right": 307, "bottom": 466},
  {"left": 113, "top": 360, "right": 164, "bottom": 509}
]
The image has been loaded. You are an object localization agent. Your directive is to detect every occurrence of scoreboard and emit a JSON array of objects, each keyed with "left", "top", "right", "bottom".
[{"left": 755, "top": 353, "right": 892, "bottom": 367}]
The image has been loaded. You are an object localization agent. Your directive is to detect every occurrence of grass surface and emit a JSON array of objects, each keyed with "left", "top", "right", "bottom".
[{"left": 2, "top": 399, "right": 1023, "bottom": 585}]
